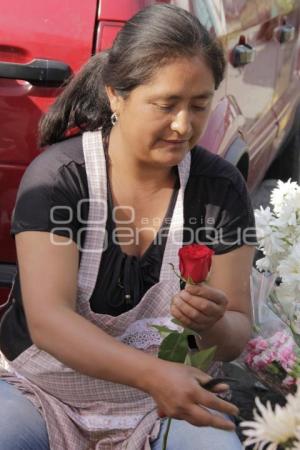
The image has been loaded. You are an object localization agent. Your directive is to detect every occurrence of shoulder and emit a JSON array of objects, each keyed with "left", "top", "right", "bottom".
[
  {"left": 186, "top": 146, "right": 256, "bottom": 254},
  {"left": 190, "top": 146, "right": 243, "bottom": 184},
  {"left": 11, "top": 135, "right": 89, "bottom": 238},
  {"left": 16, "top": 135, "right": 87, "bottom": 204},
  {"left": 23, "top": 135, "right": 85, "bottom": 183},
  {"left": 188, "top": 146, "right": 248, "bottom": 203}
]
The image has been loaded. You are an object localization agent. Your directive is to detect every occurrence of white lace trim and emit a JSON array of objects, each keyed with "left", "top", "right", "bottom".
[
  {"left": 76, "top": 413, "right": 142, "bottom": 430},
  {"left": 117, "top": 317, "right": 183, "bottom": 350}
]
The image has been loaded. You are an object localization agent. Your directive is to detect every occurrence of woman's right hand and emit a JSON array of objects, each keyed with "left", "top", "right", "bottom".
[{"left": 145, "top": 360, "right": 238, "bottom": 431}]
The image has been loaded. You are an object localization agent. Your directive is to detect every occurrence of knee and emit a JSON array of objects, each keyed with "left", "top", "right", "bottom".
[{"left": 0, "top": 381, "right": 49, "bottom": 450}]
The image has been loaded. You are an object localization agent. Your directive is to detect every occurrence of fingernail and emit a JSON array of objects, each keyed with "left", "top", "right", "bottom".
[{"left": 217, "top": 383, "right": 229, "bottom": 390}]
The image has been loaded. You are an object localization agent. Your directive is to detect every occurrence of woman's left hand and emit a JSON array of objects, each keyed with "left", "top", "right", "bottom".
[{"left": 170, "top": 283, "right": 228, "bottom": 333}]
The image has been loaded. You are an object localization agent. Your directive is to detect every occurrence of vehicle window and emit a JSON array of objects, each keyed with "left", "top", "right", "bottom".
[{"left": 171, "top": 0, "right": 226, "bottom": 36}]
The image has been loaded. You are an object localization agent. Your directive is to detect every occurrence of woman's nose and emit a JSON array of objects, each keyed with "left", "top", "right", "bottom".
[{"left": 171, "top": 110, "right": 193, "bottom": 136}]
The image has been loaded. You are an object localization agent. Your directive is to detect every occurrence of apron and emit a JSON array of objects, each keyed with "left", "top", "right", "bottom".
[{"left": 0, "top": 130, "right": 192, "bottom": 450}]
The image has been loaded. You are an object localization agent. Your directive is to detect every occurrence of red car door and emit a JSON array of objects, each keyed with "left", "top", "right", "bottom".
[{"left": 0, "top": 0, "right": 98, "bottom": 301}]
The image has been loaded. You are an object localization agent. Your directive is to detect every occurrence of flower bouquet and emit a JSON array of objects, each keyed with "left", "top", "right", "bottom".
[
  {"left": 241, "top": 180, "right": 300, "bottom": 449},
  {"left": 245, "top": 331, "right": 300, "bottom": 396},
  {"left": 253, "top": 179, "right": 300, "bottom": 334},
  {"left": 244, "top": 180, "right": 300, "bottom": 390}
]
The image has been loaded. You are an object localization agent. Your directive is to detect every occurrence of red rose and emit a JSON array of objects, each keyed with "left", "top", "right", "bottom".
[{"left": 178, "top": 244, "right": 214, "bottom": 283}]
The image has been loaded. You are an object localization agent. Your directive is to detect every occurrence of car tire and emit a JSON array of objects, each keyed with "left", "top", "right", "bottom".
[{"left": 265, "top": 105, "right": 300, "bottom": 183}]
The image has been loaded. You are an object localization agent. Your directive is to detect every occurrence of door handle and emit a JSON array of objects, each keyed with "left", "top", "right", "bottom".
[
  {"left": 232, "top": 42, "right": 255, "bottom": 67},
  {"left": 0, "top": 58, "right": 72, "bottom": 87},
  {"left": 276, "top": 24, "right": 295, "bottom": 44}
]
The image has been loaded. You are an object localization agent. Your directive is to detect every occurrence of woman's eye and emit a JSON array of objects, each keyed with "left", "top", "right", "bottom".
[
  {"left": 192, "top": 105, "right": 207, "bottom": 112},
  {"left": 156, "top": 104, "right": 174, "bottom": 111}
]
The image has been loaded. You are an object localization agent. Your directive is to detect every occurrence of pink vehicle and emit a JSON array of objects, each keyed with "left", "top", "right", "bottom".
[{"left": 0, "top": 0, "right": 300, "bottom": 307}]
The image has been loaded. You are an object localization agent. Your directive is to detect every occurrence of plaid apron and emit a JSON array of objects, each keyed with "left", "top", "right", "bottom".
[{"left": 0, "top": 130, "right": 192, "bottom": 450}]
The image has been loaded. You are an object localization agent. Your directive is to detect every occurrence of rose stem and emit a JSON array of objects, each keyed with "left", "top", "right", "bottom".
[{"left": 162, "top": 417, "right": 172, "bottom": 450}]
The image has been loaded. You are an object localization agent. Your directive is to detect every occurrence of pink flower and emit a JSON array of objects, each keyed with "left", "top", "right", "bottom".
[
  {"left": 245, "top": 352, "right": 255, "bottom": 366},
  {"left": 246, "top": 337, "right": 268, "bottom": 353},
  {"left": 252, "top": 350, "right": 276, "bottom": 370},
  {"left": 277, "top": 344, "right": 296, "bottom": 371},
  {"left": 269, "top": 331, "right": 290, "bottom": 347}
]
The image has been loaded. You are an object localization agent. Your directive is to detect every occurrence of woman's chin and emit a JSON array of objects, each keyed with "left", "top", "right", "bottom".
[
  {"left": 156, "top": 151, "right": 189, "bottom": 167},
  {"left": 151, "top": 146, "right": 189, "bottom": 166}
]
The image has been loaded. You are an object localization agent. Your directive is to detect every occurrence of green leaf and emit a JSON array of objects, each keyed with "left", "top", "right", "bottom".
[
  {"left": 189, "top": 346, "right": 217, "bottom": 371},
  {"left": 149, "top": 325, "right": 173, "bottom": 339},
  {"left": 170, "top": 318, "right": 199, "bottom": 336},
  {"left": 266, "top": 364, "right": 281, "bottom": 375},
  {"left": 150, "top": 324, "right": 176, "bottom": 335},
  {"left": 158, "top": 332, "right": 189, "bottom": 363},
  {"left": 171, "top": 318, "right": 183, "bottom": 327},
  {"left": 182, "top": 328, "right": 199, "bottom": 337}
]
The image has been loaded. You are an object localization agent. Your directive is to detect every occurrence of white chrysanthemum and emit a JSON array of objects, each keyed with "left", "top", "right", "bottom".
[
  {"left": 262, "top": 231, "right": 287, "bottom": 255},
  {"left": 241, "top": 397, "right": 300, "bottom": 450},
  {"left": 286, "top": 382, "right": 300, "bottom": 414},
  {"left": 275, "top": 202, "right": 299, "bottom": 229},
  {"left": 256, "top": 256, "right": 273, "bottom": 273},
  {"left": 278, "top": 243, "right": 300, "bottom": 289},
  {"left": 271, "top": 179, "right": 300, "bottom": 214},
  {"left": 255, "top": 207, "right": 274, "bottom": 240}
]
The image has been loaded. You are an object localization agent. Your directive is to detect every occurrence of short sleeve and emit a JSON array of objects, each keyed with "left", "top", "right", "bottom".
[
  {"left": 11, "top": 146, "right": 89, "bottom": 247},
  {"left": 206, "top": 171, "right": 257, "bottom": 255},
  {"left": 185, "top": 148, "right": 257, "bottom": 255}
]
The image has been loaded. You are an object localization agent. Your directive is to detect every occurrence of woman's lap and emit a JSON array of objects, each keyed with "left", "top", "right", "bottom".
[
  {"left": 151, "top": 416, "right": 243, "bottom": 450},
  {"left": 0, "top": 380, "right": 50, "bottom": 450},
  {"left": 0, "top": 379, "right": 242, "bottom": 450}
]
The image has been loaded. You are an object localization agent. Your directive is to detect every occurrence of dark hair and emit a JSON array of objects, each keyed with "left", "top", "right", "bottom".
[{"left": 39, "top": 4, "right": 226, "bottom": 146}]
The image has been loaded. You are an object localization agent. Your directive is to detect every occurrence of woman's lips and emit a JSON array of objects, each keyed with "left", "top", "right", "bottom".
[{"left": 162, "top": 139, "right": 188, "bottom": 145}]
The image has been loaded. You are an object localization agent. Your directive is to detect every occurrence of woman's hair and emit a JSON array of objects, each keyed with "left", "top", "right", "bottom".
[{"left": 39, "top": 3, "right": 226, "bottom": 146}]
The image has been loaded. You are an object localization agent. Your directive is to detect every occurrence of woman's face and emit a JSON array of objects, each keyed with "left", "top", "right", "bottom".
[{"left": 108, "top": 55, "right": 215, "bottom": 168}]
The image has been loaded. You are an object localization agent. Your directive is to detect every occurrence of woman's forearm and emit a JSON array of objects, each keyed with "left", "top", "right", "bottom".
[
  {"left": 30, "top": 305, "right": 160, "bottom": 393},
  {"left": 196, "top": 311, "right": 251, "bottom": 361}
]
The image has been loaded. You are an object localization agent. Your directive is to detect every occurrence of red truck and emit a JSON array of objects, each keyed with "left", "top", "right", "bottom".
[{"left": 0, "top": 0, "right": 300, "bottom": 307}]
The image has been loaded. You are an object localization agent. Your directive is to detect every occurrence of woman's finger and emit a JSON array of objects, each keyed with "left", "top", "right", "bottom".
[
  {"left": 195, "top": 386, "right": 239, "bottom": 418},
  {"left": 183, "top": 403, "right": 236, "bottom": 431},
  {"left": 170, "top": 303, "right": 211, "bottom": 330},
  {"left": 179, "top": 291, "right": 223, "bottom": 318},
  {"left": 185, "top": 284, "right": 228, "bottom": 307}
]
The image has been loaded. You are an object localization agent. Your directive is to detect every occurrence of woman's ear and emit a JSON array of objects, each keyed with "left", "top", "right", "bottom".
[{"left": 105, "top": 86, "right": 123, "bottom": 115}]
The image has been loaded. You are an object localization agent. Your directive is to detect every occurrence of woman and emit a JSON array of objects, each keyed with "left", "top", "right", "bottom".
[{"left": 0, "top": 4, "right": 256, "bottom": 450}]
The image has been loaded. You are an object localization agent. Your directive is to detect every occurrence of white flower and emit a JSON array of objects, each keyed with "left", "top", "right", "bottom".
[
  {"left": 255, "top": 206, "right": 274, "bottom": 239},
  {"left": 278, "top": 243, "right": 300, "bottom": 287},
  {"left": 271, "top": 179, "right": 300, "bottom": 215},
  {"left": 241, "top": 396, "right": 300, "bottom": 450},
  {"left": 286, "top": 382, "right": 300, "bottom": 413},
  {"left": 256, "top": 256, "right": 273, "bottom": 273}
]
